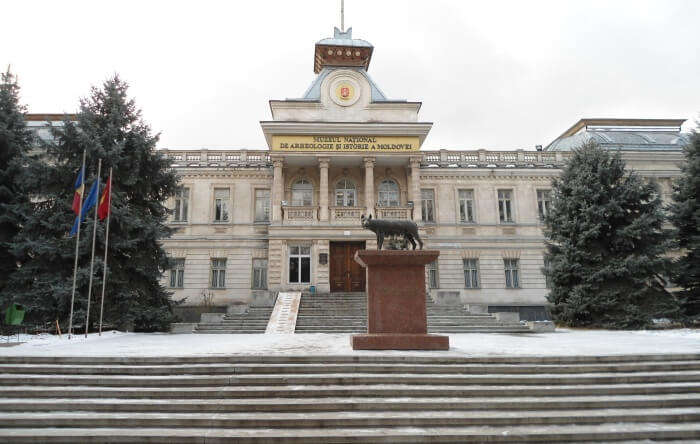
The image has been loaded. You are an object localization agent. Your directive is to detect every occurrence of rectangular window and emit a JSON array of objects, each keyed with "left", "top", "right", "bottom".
[
  {"left": 169, "top": 258, "right": 185, "bottom": 288},
  {"left": 255, "top": 189, "right": 270, "bottom": 222},
  {"left": 427, "top": 260, "right": 439, "bottom": 289},
  {"left": 173, "top": 187, "right": 189, "bottom": 222},
  {"left": 210, "top": 258, "right": 226, "bottom": 288},
  {"left": 214, "top": 188, "right": 230, "bottom": 222},
  {"left": 543, "top": 258, "right": 552, "bottom": 289},
  {"left": 498, "top": 189, "right": 514, "bottom": 223},
  {"left": 252, "top": 258, "right": 268, "bottom": 290},
  {"left": 504, "top": 258, "right": 520, "bottom": 288},
  {"left": 458, "top": 189, "right": 475, "bottom": 223},
  {"left": 463, "top": 258, "right": 479, "bottom": 288},
  {"left": 288, "top": 246, "right": 311, "bottom": 284},
  {"left": 421, "top": 189, "right": 435, "bottom": 222},
  {"left": 537, "top": 190, "right": 552, "bottom": 221}
]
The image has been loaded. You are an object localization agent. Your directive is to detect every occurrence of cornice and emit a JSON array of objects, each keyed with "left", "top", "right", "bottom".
[{"left": 259, "top": 121, "right": 433, "bottom": 148}]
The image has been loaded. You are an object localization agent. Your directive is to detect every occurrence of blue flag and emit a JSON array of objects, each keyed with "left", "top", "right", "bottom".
[{"left": 69, "top": 179, "right": 99, "bottom": 236}]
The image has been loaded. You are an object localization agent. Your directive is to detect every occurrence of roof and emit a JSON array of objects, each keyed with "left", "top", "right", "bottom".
[
  {"left": 316, "top": 27, "right": 372, "bottom": 48},
  {"left": 300, "top": 67, "right": 395, "bottom": 102},
  {"left": 546, "top": 118, "right": 689, "bottom": 151}
]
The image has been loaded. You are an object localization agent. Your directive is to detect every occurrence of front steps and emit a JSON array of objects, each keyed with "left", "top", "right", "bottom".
[
  {"left": 294, "top": 292, "right": 531, "bottom": 333},
  {"left": 0, "top": 354, "right": 699, "bottom": 442},
  {"left": 194, "top": 306, "right": 274, "bottom": 334}
]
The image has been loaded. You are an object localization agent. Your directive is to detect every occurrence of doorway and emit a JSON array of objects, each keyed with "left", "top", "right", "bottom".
[{"left": 329, "top": 242, "right": 366, "bottom": 292}]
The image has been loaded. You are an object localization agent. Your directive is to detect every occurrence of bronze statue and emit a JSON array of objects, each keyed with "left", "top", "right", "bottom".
[{"left": 361, "top": 214, "right": 423, "bottom": 250}]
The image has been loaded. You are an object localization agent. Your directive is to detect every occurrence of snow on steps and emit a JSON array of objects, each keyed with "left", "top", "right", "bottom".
[{"left": 0, "top": 354, "right": 699, "bottom": 442}]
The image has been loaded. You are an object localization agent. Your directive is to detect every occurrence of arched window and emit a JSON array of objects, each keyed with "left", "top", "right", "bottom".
[
  {"left": 335, "top": 178, "right": 356, "bottom": 207},
  {"left": 291, "top": 179, "right": 313, "bottom": 206},
  {"left": 377, "top": 179, "right": 400, "bottom": 207}
]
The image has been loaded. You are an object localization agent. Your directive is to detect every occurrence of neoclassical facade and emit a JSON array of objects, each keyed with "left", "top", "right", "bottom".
[{"left": 158, "top": 27, "right": 687, "bottom": 319}]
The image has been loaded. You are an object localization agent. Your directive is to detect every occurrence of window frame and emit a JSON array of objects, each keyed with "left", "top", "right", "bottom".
[
  {"left": 463, "top": 258, "right": 480, "bottom": 289},
  {"left": 210, "top": 258, "right": 227, "bottom": 289},
  {"left": 421, "top": 188, "right": 436, "bottom": 223},
  {"left": 169, "top": 258, "right": 185, "bottom": 288},
  {"left": 335, "top": 178, "right": 357, "bottom": 207},
  {"left": 504, "top": 258, "right": 520, "bottom": 289},
  {"left": 537, "top": 189, "right": 552, "bottom": 222},
  {"left": 254, "top": 188, "right": 271, "bottom": 223},
  {"left": 291, "top": 179, "right": 313, "bottom": 206},
  {"left": 213, "top": 187, "right": 230, "bottom": 223},
  {"left": 288, "top": 245, "right": 311, "bottom": 284},
  {"left": 252, "top": 258, "right": 268, "bottom": 290},
  {"left": 377, "top": 179, "right": 400, "bottom": 207},
  {"left": 173, "top": 187, "right": 189, "bottom": 223},
  {"left": 458, "top": 189, "right": 476, "bottom": 223},
  {"left": 498, "top": 189, "right": 515, "bottom": 223},
  {"left": 427, "top": 260, "right": 439, "bottom": 289}
]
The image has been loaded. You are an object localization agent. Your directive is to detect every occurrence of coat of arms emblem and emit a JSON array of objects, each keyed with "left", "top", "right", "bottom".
[{"left": 340, "top": 86, "right": 350, "bottom": 99}]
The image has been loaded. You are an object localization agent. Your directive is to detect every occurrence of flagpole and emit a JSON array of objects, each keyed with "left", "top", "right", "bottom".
[
  {"left": 98, "top": 168, "right": 112, "bottom": 336},
  {"left": 84, "top": 159, "right": 102, "bottom": 338},
  {"left": 68, "top": 150, "right": 86, "bottom": 340}
]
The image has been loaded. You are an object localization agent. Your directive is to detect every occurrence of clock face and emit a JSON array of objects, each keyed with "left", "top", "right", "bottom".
[{"left": 329, "top": 75, "right": 361, "bottom": 107}]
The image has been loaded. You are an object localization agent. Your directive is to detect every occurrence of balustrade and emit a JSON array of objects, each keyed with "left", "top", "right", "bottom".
[
  {"left": 375, "top": 206, "right": 412, "bottom": 220},
  {"left": 330, "top": 206, "right": 363, "bottom": 224},
  {"left": 282, "top": 205, "right": 318, "bottom": 224}
]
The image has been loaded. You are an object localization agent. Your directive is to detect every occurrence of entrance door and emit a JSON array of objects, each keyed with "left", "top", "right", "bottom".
[{"left": 330, "top": 242, "right": 366, "bottom": 292}]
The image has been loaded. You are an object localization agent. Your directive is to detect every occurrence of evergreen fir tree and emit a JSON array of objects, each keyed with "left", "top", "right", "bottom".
[
  {"left": 668, "top": 126, "right": 700, "bottom": 320},
  {"left": 543, "top": 141, "right": 679, "bottom": 329},
  {"left": 4, "top": 75, "right": 179, "bottom": 332},
  {"left": 0, "top": 68, "right": 34, "bottom": 297}
]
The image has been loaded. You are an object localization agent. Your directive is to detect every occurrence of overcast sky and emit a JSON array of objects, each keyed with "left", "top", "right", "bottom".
[{"left": 3, "top": 0, "right": 699, "bottom": 150}]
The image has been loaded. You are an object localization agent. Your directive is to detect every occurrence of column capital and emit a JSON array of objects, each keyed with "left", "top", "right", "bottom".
[
  {"left": 409, "top": 155, "right": 422, "bottom": 167},
  {"left": 317, "top": 156, "right": 331, "bottom": 168},
  {"left": 272, "top": 158, "right": 284, "bottom": 168},
  {"left": 363, "top": 157, "right": 376, "bottom": 167}
]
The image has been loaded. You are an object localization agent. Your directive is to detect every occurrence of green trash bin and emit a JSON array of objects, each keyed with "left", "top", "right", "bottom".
[{"left": 5, "top": 303, "right": 25, "bottom": 326}]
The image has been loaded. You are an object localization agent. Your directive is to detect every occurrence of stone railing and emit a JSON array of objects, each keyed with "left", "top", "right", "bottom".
[
  {"left": 421, "top": 149, "right": 567, "bottom": 168},
  {"left": 330, "top": 206, "right": 364, "bottom": 225},
  {"left": 282, "top": 205, "right": 318, "bottom": 224},
  {"left": 375, "top": 206, "right": 413, "bottom": 220},
  {"left": 160, "top": 149, "right": 271, "bottom": 168}
]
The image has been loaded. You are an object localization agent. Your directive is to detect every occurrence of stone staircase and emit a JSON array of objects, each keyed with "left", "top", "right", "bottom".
[
  {"left": 194, "top": 305, "right": 275, "bottom": 334},
  {"left": 1, "top": 353, "right": 700, "bottom": 442},
  {"left": 426, "top": 295, "right": 531, "bottom": 333},
  {"left": 294, "top": 292, "right": 530, "bottom": 334},
  {"left": 295, "top": 292, "right": 366, "bottom": 333}
]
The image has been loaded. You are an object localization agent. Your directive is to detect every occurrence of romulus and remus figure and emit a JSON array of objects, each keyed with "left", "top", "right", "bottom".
[{"left": 361, "top": 214, "right": 423, "bottom": 250}]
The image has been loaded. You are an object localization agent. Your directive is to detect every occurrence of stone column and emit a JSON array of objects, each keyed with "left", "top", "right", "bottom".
[
  {"left": 272, "top": 158, "right": 284, "bottom": 222},
  {"left": 363, "top": 157, "right": 375, "bottom": 217},
  {"left": 409, "top": 156, "right": 422, "bottom": 222},
  {"left": 318, "top": 157, "right": 330, "bottom": 222}
]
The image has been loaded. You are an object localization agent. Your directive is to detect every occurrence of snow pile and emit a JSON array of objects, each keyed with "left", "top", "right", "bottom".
[{"left": 1, "top": 328, "right": 699, "bottom": 357}]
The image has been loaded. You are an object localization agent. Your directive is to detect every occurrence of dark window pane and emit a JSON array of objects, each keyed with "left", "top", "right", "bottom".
[
  {"left": 289, "top": 257, "right": 299, "bottom": 283},
  {"left": 301, "top": 257, "right": 310, "bottom": 283}
]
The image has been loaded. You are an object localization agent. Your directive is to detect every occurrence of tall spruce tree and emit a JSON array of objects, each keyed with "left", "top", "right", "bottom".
[
  {"left": 0, "top": 68, "right": 34, "bottom": 297},
  {"left": 543, "top": 142, "right": 679, "bottom": 329},
  {"left": 668, "top": 127, "right": 700, "bottom": 320},
  {"left": 5, "top": 75, "right": 179, "bottom": 331}
]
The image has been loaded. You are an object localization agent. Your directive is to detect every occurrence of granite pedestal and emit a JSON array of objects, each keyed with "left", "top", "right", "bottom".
[{"left": 351, "top": 250, "right": 449, "bottom": 350}]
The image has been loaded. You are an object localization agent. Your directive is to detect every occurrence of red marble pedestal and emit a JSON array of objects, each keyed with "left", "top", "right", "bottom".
[{"left": 351, "top": 250, "right": 449, "bottom": 350}]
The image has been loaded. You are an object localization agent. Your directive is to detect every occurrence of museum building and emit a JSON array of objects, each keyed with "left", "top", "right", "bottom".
[
  {"left": 28, "top": 26, "right": 689, "bottom": 323},
  {"left": 148, "top": 26, "right": 688, "bottom": 321}
]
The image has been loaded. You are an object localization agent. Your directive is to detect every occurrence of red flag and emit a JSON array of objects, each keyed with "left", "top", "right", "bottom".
[
  {"left": 97, "top": 173, "right": 112, "bottom": 221},
  {"left": 72, "top": 167, "right": 85, "bottom": 214}
]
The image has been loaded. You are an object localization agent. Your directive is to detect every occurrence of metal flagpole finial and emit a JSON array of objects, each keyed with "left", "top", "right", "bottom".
[{"left": 341, "top": 0, "right": 344, "bottom": 32}]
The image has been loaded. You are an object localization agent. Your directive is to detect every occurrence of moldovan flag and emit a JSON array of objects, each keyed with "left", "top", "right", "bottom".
[
  {"left": 72, "top": 167, "right": 85, "bottom": 214},
  {"left": 97, "top": 173, "right": 111, "bottom": 221},
  {"left": 69, "top": 179, "right": 99, "bottom": 236}
]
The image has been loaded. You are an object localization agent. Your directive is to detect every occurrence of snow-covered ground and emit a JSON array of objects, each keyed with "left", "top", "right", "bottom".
[{"left": 1, "top": 329, "right": 699, "bottom": 357}]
